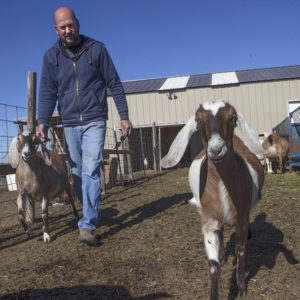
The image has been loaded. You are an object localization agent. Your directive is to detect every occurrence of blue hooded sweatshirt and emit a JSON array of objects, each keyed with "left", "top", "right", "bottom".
[{"left": 38, "top": 35, "right": 129, "bottom": 127}]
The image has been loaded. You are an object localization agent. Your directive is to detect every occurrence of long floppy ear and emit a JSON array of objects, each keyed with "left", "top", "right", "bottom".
[
  {"left": 9, "top": 136, "right": 20, "bottom": 168},
  {"left": 235, "top": 112, "right": 269, "bottom": 159},
  {"left": 36, "top": 137, "right": 52, "bottom": 166},
  {"left": 161, "top": 116, "right": 198, "bottom": 168}
]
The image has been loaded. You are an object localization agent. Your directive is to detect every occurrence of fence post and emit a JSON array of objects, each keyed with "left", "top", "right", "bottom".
[
  {"left": 113, "top": 127, "right": 123, "bottom": 185},
  {"left": 158, "top": 127, "right": 162, "bottom": 171},
  {"left": 152, "top": 122, "right": 157, "bottom": 174},
  {"left": 100, "top": 161, "right": 106, "bottom": 194},
  {"left": 26, "top": 71, "right": 36, "bottom": 224},
  {"left": 123, "top": 137, "right": 133, "bottom": 181},
  {"left": 139, "top": 128, "right": 146, "bottom": 175}
]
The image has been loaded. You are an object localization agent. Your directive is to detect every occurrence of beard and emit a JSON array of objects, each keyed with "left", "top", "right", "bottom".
[{"left": 61, "top": 32, "right": 80, "bottom": 47}]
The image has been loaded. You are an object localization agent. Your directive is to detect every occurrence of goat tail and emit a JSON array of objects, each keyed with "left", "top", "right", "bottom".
[
  {"left": 161, "top": 116, "right": 197, "bottom": 168},
  {"left": 9, "top": 136, "right": 20, "bottom": 168},
  {"left": 235, "top": 113, "right": 269, "bottom": 159}
]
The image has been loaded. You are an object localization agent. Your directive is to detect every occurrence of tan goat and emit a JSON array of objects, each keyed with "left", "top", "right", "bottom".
[
  {"left": 9, "top": 130, "right": 79, "bottom": 242},
  {"left": 262, "top": 133, "right": 289, "bottom": 174},
  {"left": 161, "top": 100, "right": 266, "bottom": 300}
]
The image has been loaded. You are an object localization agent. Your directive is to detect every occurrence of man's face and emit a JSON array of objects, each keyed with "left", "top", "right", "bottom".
[{"left": 54, "top": 15, "right": 80, "bottom": 47}]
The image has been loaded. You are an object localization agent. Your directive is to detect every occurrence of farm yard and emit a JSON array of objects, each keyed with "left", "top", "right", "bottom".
[{"left": 0, "top": 167, "right": 299, "bottom": 300}]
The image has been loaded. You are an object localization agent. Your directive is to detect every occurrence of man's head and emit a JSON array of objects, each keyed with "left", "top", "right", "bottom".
[{"left": 54, "top": 7, "right": 80, "bottom": 47}]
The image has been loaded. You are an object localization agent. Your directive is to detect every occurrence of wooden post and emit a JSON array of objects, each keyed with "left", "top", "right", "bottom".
[
  {"left": 152, "top": 122, "right": 157, "bottom": 174},
  {"left": 26, "top": 71, "right": 37, "bottom": 224},
  {"left": 158, "top": 127, "right": 162, "bottom": 171},
  {"left": 113, "top": 127, "right": 123, "bottom": 184},
  {"left": 100, "top": 161, "right": 106, "bottom": 194},
  {"left": 123, "top": 137, "right": 133, "bottom": 181},
  {"left": 139, "top": 128, "right": 146, "bottom": 175}
]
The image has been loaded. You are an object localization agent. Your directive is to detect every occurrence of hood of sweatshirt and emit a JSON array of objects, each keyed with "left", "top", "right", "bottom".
[{"left": 54, "top": 35, "right": 99, "bottom": 66}]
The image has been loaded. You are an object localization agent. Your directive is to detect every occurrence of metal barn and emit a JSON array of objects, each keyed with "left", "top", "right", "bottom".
[{"left": 107, "top": 65, "right": 300, "bottom": 159}]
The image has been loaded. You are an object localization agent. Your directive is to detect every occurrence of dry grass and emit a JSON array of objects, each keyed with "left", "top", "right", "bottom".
[{"left": 0, "top": 168, "right": 299, "bottom": 300}]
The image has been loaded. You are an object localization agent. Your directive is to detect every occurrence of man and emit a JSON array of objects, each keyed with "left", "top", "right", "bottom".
[{"left": 36, "top": 7, "right": 132, "bottom": 245}]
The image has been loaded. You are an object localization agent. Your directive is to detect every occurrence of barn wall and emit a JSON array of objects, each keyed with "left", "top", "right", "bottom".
[{"left": 107, "top": 78, "right": 300, "bottom": 135}]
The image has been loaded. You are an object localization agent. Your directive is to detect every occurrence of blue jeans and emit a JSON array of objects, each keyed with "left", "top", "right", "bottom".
[{"left": 64, "top": 120, "right": 106, "bottom": 231}]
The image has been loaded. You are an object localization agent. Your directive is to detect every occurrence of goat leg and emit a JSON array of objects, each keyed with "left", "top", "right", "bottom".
[
  {"left": 42, "top": 198, "right": 50, "bottom": 243},
  {"left": 203, "top": 226, "right": 221, "bottom": 300},
  {"left": 17, "top": 193, "right": 32, "bottom": 237},
  {"left": 65, "top": 183, "right": 79, "bottom": 222},
  {"left": 209, "top": 259, "right": 220, "bottom": 300},
  {"left": 235, "top": 223, "right": 248, "bottom": 297},
  {"left": 218, "top": 227, "right": 226, "bottom": 265},
  {"left": 263, "top": 155, "right": 267, "bottom": 174}
]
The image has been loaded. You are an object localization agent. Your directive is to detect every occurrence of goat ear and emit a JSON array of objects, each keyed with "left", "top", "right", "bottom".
[
  {"left": 9, "top": 136, "right": 20, "bottom": 168},
  {"left": 161, "top": 116, "right": 197, "bottom": 168},
  {"left": 235, "top": 113, "right": 269, "bottom": 158},
  {"left": 35, "top": 137, "right": 52, "bottom": 166}
]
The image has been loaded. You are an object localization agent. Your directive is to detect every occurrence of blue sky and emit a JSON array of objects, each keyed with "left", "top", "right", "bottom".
[{"left": 0, "top": 0, "right": 300, "bottom": 109}]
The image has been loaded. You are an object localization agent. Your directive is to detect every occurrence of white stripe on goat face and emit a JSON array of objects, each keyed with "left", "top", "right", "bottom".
[
  {"left": 21, "top": 132, "right": 32, "bottom": 160},
  {"left": 202, "top": 100, "right": 226, "bottom": 116},
  {"left": 202, "top": 101, "right": 228, "bottom": 160}
]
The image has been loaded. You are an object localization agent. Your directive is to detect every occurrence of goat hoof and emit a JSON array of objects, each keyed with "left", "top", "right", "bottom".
[
  {"left": 43, "top": 232, "right": 51, "bottom": 243},
  {"left": 238, "top": 282, "right": 247, "bottom": 297}
]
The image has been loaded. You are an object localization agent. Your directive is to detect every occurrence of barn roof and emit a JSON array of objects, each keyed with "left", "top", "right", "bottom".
[{"left": 112, "top": 65, "right": 300, "bottom": 95}]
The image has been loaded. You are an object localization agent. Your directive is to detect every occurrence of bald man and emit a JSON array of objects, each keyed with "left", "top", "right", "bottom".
[{"left": 37, "top": 7, "right": 132, "bottom": 246}]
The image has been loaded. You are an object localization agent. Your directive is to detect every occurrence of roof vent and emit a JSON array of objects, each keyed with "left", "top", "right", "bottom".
[
  {"left": 211, "top": 71, "right": 239, "bottom": 86},
  {"left": 159, "top": 76, "right": 190, "bottom": 91}
]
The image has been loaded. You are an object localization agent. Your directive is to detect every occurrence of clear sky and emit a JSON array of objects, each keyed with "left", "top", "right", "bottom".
[{"left": 0, "top": 0, "right": 300, "bottom": 108}]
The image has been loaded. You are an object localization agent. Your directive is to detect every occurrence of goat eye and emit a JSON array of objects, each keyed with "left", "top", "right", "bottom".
[{"left": 231, "top": 114, "right": 237, "bottom": 123}]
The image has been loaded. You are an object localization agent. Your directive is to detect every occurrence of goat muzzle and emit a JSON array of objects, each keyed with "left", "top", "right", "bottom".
[{"left": 207, "top": 136, "right": 228, "bottom": 164}]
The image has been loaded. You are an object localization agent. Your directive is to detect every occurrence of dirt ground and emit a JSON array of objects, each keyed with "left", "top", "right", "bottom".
[{"left": 0, "top": 167, "right": 299, "bottom": 300}]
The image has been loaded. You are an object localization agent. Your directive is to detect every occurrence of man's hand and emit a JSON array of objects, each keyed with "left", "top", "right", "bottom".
[
  {"left": 36, "top": 124, "right": 49, "bottom": 143},
  {"left": 120, "top": 119, "right": 133, "bottom": 137}
]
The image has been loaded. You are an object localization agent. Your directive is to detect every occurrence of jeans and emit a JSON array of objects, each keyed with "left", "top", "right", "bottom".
[{"left": 64, "top": 120, "right": 106, "bottom": 231}]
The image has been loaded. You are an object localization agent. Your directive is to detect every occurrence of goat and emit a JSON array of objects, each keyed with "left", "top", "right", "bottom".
[
  {"left": 262, "top": 133, "right": 289, "bottom": 174},
  {"left": 9, "top": 130, "right": 79, "bottom": 243},
  {"left": 161, "top": 100, "right": 266, "bottom": 300}
]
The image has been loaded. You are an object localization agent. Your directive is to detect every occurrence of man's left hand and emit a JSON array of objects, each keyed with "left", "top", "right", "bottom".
[{"left": 120, "top": 119, "right": 133, "bottom": 137}]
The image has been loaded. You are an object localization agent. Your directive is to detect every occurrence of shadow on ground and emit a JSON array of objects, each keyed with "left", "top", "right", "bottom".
[
  {"left": 225, "top": 212, "right": 299, "bottom": 300},
  {"left": 1, "top": 285, "right": 172, "bottom": 300}
]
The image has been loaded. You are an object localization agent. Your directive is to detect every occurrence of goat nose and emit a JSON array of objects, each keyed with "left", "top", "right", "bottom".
[
  {"left": 23, "top": 151, "right": 31, "bottom": 159},
  {"left": 211, "top": 147, "right": 222, "bottom": 156}
]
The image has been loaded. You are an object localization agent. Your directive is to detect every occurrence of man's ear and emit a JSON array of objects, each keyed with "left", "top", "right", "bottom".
[{"left": 54, "top": 25, "right": 59, "bottom": 35}]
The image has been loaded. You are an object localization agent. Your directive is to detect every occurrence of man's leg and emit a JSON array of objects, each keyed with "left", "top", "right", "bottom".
[
  {"left": 63, "top": 125, "right": 83, "bottom": 204},
  {"left": 79, "top": 120, "right": 106, "bottom": 232}
]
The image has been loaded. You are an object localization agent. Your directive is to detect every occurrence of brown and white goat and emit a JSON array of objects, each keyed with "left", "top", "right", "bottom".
[
  {"left": 161, "top": 100, "right": 266, "bottom": 300},
  {"left": 9, "top": 130, "right": 79, "bottom": 242},
  {"left": 262, "top": 133, "right": 289, "bottom": 174}
]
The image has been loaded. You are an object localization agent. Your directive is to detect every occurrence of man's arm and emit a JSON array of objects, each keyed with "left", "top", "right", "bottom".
[
  {"left": 99, "top": 45, "right": 130, "bottom": 121},
  {"left": 37, "top": 52, "right": 58, "bottom": 141}
]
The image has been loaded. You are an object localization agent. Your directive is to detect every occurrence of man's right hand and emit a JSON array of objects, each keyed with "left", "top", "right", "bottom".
[{"left": 36, "top": 124, "right": 49, "bottom": 143}]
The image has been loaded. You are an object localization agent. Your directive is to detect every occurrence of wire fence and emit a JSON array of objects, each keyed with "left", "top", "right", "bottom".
[
  {"left": 0, "top": 103, "right": 163, "bottom": 227},
  {"left": 0, "top": 103, "right": 27, "bottom": 164}
]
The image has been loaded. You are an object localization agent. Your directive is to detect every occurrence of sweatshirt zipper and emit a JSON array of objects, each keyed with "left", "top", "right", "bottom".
[
  {"left": 72, "top": 60, "right": 83, "bottom": 124},
  {"left": 71, "top": 48, "right": 88, "bottom": 125}
]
